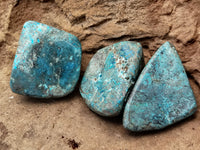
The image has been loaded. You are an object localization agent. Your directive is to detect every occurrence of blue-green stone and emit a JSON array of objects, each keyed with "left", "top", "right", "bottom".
[
  {"left": 10, "top": 21, "right": 82, "bottom": 98},
  {"left": 80, "top": 41, "right": 144, "bottom": 116},
  {"left": 123, "top": 42, "right": 197, "bottom": 131}
]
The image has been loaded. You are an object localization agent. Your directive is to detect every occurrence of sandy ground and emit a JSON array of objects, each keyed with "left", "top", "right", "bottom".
[{"left": 0, "top": 0, "right": 200, "bottom": 149}]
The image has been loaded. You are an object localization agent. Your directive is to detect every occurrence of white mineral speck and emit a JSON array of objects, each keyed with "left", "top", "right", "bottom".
[
  {"left": 9, "top": 96, "right": 14, "bottom": 99},
  {"left": 69, "top": 56, "right": 73, "bottom": 60}
]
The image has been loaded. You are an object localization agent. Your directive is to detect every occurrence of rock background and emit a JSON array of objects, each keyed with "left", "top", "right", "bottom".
[{"left": 0, "top": 0, "right": 200, "bottom": 149}]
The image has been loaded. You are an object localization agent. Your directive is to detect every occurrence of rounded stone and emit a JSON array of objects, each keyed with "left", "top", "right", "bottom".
[
  {"left": 10, "top": 21, "right": 82, "bottom": 98},
  {"left": 80, "top": 41, "right": 144, "bottom": 116}
]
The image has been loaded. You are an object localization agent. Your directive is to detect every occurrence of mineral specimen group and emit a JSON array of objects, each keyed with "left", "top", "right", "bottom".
[
  {"left": 10, "top": 21, "right": 82, "bottom": 98},
  {"left": 123, "top": 42, "right": 197, "bottom": 131},
  {"left": 80, "top": 41, "right": 144, "bottom": 116},
  {"left": 10, "top": 20, "right": 197, "bottom": 131}
]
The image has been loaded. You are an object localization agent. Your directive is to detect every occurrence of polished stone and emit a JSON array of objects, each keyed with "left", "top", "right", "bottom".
[
  {"left": 123, "top": 42, "right": 197, "bottom": 131},
  {"left": 10, "top": 21, "right": 81, "bottom": 98},
  {"left": 80, "top": 41, "right": 144, "bottom": 116}
]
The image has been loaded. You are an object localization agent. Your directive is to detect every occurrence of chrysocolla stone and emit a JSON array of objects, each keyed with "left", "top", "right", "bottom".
[
  {"left": 123, "top": 41, "right": 197, "bottom": 131},
  {"left": 80, "top": 41, "right": 144, "bottom": 116},
  {"left": 10, "top": 21, "right": 81, "bottom": 98}
]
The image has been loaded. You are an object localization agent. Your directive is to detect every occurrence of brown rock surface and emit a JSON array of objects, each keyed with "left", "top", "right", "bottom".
[{"left": 0, "top": 0, "right": 200, "bottom": 149}]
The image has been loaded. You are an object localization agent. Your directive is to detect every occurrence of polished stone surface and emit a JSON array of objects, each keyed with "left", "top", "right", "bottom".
[
  {"left": 10, "top": 21, "right": 81, "bottom": 98},
  {"left": 123, "top": 42, "right": 197, "bottom": 131},
  {"left": 80, "top": 41, "right": 144, "bottom": 116}
]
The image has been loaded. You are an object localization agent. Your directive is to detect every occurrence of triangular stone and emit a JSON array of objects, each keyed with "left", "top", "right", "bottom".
[{"left": 123, "top": 42, "right": 197, "bottom": 131}]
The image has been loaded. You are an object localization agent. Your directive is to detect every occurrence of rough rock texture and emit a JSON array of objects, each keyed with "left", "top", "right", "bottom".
[
  {"left": 80, "top": 41, "right": 144, "bottom": 116},
  {"left": 10, "top": 21, "right": 81, "bottom": 98},
  {"left": 123, "top": 42, "right": 197, "bottom": 131},
  {"left": 0, "top": 0, "right": 200, "bottom": 149}
]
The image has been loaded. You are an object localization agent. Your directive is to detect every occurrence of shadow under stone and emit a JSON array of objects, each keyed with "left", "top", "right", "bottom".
[{"left": 126, "top": 112, "right": 198, "bottom": 137}]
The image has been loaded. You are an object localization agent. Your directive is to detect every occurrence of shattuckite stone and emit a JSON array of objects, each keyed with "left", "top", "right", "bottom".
[
  {"left": 10, "top": 21, "right": 82, "bottom": 98},
  {"left": 80, "top": 41, "right": 144, "bottom": 116},
  {"left": 123, "top": 41, "right": 197, "bottom": 131}
]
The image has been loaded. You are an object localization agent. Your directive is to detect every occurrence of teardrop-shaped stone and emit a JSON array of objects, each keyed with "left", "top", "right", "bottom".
[
  {"left": 80, "top": 41, "right": 144, "bottom": 116},
  {"left": 123, "top": 42, "right": 197, "bottom": 131}
]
